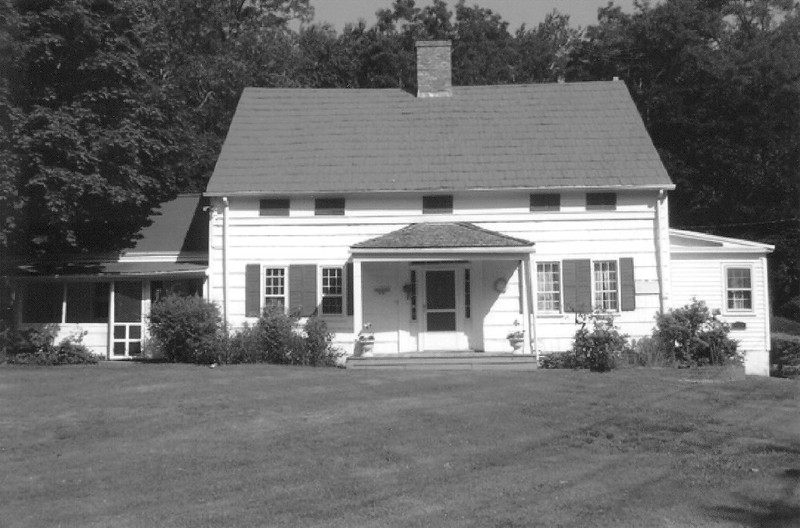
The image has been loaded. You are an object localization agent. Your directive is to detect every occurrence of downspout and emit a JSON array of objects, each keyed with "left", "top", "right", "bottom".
[
  {"left": 222, "top": 196, "right": 229, "bottom": 331},
  {"left": 654, "top": 189, "right": 670, "bottom": 313}
]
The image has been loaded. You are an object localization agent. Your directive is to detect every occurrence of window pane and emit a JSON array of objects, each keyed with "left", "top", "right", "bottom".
[
  {"left": 322, "top": 297, "right": 342, "bottom": 314},
  {"left": 114, "top": 282, "right": 142, "bottom": 323},
  {"left": 530, "top": 194, "right": 560, "bottom": 211},
  {"left": 423, "top": 195, "right": 453, "bottom": 214},
  {"left": 113, "top": 342, "right": 126, "bottom": 356},
  {"left": 315, "top": 198, "right": 345, "bottom": 215},
  {"left": 586, "top": 193, "right": 617, "bottom": 210},
  {"left": 260, "top": 198, "right": 290, "bottom": 216},
  {"left": 23, "top": 283, "right": 62, "bottom": 323},
  {"left": 537, "top": 262, "right": 561, "bottom": 311},
  {"left": 726, "top": 268, "right": 752, "bottom": 310},
  {"left": 593, "top": 261, "right": 618, "bottom": 311}
]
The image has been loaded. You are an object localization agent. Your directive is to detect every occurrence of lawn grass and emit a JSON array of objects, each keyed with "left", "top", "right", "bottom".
[{"left": 2, "top": 364, "right": 799, "bottom": 528}]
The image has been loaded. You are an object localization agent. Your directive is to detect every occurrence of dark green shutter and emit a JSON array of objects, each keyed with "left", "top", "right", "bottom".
[
  {"left": 245, "top": 264, "right": 260, "bottom": 317},
  {"left": 563, "top": 259, "right": 591, "bottom": 313},
  {"left": 346, "top": 262, "right": 354, "bottom": 316},
  {"left": 620, "top": 257, "right": 635, "bottom": 311},
  {"left": 289, "top": 264, "right": 317, "bottom": 316}
]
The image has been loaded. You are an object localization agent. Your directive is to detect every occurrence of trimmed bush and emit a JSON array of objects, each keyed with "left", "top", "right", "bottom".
[
  {"left": 539, "top": 350, "right": 586, "bottom": 370},
  {"left": 148, "top": 294, "right": 223, "bottom": 364},
  {"left": 3, "top": 328, "right": 98, "bottom": 365},
  {"left": 771, "top": 336, "right": 800, "bottom": 378},
  {"left": 653, "top": 300, "right": 740, "bottom": 366},
  {"left": 226, "top": 306, "right": 342, "bottom": 366}
]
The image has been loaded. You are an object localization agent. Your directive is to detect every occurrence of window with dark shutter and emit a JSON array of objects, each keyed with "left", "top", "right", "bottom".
[
  {"left": 346, "top": 263, "right": 354, "bottom": 316},
  {"left": 586, "top": 193, "right": 617, "bottom": 210},
  {"left": 259, "top": 198, "right": 290, "bottom": 216},
  {"left": 423, "top": 195, "right": 453, "bottom": 214},
  {"left": 530, "top": 194, "right": 560, "bottom": 212},
  {"left": 315, "top": 198, "right": 345, "bottom": 216}
]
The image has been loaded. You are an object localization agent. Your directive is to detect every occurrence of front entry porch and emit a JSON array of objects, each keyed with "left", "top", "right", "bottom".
[{"left": 349, "top": 222, "right": 538, "bottom": 359}]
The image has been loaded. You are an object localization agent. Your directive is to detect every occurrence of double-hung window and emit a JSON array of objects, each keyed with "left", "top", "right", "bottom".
[
  {"left": 593, "top": 260, "right": 618, "bottom": 311},
  {"left": 264, "top": 268, "right": 286, "bottom": 309},
  {"left": 726, "top": 267, "right": 752, "bottom": 311},
  {"left": 537, "top": 262, "right": 561, "bottom": 312},
  {"left": 321, "top": 267, "right": 344, "bottom": 315}
]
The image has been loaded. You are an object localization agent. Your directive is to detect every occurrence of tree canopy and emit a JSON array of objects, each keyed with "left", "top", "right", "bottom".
[{"left": 2, "top": 0, "right": 799, "bottom": 307}]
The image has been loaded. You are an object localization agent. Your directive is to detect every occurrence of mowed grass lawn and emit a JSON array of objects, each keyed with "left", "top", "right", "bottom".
[{"left": 2, "top": 365, "right": 799, "bottom": 528}]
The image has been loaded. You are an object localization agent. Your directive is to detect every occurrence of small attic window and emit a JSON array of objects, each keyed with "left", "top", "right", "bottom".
[
  {"left": 315, "top": 197, "right": 345, "bottom": 216},
  {"left": 530, "top": 194, "right": 560, "bottom": 212},
  {"left": 260, "top": 198, "right": 290, "bottom": 216},
  {"left": 423, "top": 195, "right": 453, "bottom": 214},
  {"left": 586, "top": 192, "right": 617, "bottom": 210}
]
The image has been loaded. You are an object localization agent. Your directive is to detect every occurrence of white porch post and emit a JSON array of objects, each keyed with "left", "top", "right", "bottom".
[
  {"left": 528, "top": 252, "right": 539, "bottom": 361},
  {"left": 520, "top": 257, "right": 532, "bottom": 355},
  {"left": 352, "top": 259, "right": 363, "bottom": 355}
]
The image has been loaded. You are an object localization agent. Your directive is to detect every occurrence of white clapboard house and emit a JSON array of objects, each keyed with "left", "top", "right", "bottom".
[
  {"left": 204, "top": 41, "right": 773, "bottom": 374},
  {"left": 7, "top": 41, "right": 773, "bottom": 374}
]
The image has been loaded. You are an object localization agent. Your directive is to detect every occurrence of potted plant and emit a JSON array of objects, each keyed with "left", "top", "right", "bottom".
[
  {"left": 356, "top": 323, "right": 375, "bottom": 357},
  {"left": 507, "top": 320, "right": 525, "bottom": 354}
]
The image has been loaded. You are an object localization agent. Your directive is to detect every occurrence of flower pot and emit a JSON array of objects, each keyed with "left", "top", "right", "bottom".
[
  {"left": 508, "top": 337, "right": 524, "bottom": 354},
  {"left": 359, "top": 340, "right": 375, "bottom": 357}
]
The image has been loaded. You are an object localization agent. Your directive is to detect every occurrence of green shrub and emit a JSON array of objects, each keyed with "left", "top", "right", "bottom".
[
  {"left": 147, "top": 294, "right": 223, "bottom": 364},
  {"left": 570, "top": 314, "right": 628, "bottom": 372},
  {"left": 627, "top": 336, "right": 672, "bottom": 367},
  {"left": 226, "top": 306, "right": 342, "bottom": 367},
  {"left": 538, "top": 350, "right": 586, "bottom": 370},
  {"left": 770, "top": 336, "right": 800, "bottom": 378},
  {"left": 653, "top": 300, "right": 740, "bottom": 366},
  {"left": 3, "top": 328, "right": 98, "bottom": 365}
]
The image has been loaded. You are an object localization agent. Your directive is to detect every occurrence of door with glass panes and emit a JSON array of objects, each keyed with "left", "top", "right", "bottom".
[{"left": 112, "top": 282, "right": 142, "bottom": 358}]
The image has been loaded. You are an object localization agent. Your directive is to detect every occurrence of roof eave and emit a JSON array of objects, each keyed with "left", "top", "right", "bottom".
[{"left": 205, "top": 183, "right": 675, "bottom": 198}]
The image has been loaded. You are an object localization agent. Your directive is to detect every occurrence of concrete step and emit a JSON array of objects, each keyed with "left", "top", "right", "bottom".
[{"left": 347, "top": 353, "right": 539, "bottom": 370}]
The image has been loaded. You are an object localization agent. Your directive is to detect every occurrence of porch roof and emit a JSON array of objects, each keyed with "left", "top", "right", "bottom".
[
  {"left": 352, "top": 222, "right": 534, "bottom": 251},
  {"left": 6, "top": 261, "right": 207, "bottom": 280}
]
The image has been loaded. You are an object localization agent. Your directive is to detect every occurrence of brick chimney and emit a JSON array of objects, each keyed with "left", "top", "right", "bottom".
[{"left": 415, "top": 40, "right": 452, "bottom": 98}]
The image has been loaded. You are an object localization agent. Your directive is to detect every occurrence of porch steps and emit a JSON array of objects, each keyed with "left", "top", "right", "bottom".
[{"left": 346, "top": 352, "right": 539, "bottom": 371}]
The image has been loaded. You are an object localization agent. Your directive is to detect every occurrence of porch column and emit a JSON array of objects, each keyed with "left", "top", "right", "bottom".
[
  {"left": 528, "top": 252, "right": 539, "bottom": 361},
  {"left": 520, "top": 256, "right": 533, "bottom": 355},
  {"left": 352, "top": 259, "right": 363, "bottom": 354}
]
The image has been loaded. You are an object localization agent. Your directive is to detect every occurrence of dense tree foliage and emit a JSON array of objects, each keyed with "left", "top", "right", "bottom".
[{"left": 2, "top": 0, "right": 798, "bottom": 309}]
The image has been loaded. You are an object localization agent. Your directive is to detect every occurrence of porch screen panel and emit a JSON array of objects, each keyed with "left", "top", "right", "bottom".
[
  {"left": 562, "top": 259, "right": 591, "bottom": 313},
  {"left": 425, "top": 271, "right": 456, "bottom": 309},
  {"left": 22, "top": 282, "right": 62, "bottom": 323},
  {"left": 66, "top": 282, "right": 109, "bottom": 323},
  {"left": 114, "top": 282, "right": 142, "bottom": 322},
  {"left": 289, "top": 264, "right": 317, "bottom": 316},
  {"left": 620, "top": 258, "right": 636, "bottom": 311},
  {"left": 427, "top": 312, "right": 456, "bottom": 331}
]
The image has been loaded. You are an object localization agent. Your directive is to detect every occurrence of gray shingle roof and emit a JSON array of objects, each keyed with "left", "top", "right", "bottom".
[
  {"left": 352, "top": 223, "right": 534, "bottom": 249},
  {"left": 206, "top": 81, "right": 673, "bottom": 196}
]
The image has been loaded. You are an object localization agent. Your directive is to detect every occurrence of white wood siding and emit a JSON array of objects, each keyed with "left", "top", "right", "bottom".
[
  {"left": 211, "top": 190, "right": 664, "bottom": 354},
  {"left": 670, "top": 253, "right": 770, "bottom": 375}
]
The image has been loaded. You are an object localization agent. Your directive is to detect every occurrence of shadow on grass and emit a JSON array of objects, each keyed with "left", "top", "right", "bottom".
[{"left": 709, "top": 469, "right": 800, "bottom": 528}]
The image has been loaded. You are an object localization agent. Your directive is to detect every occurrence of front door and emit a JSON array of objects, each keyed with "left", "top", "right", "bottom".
[{"left": 422, "top": 269, "right": 460, "bottom": 350}]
